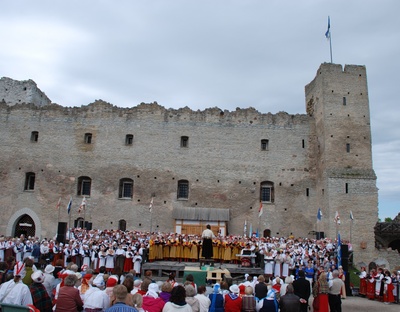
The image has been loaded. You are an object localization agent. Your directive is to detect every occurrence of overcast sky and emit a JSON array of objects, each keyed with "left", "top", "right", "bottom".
[{"left": 1, "top": 0, "right": 399, "bottom": 219}]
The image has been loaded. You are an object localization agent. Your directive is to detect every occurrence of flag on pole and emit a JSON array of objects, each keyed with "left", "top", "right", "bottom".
[
  {"left": 317, "top": 208, "right": 322, "bottom": 221},
  {"left": 334, "top": 211, "right": 341, "bottom": 224},
  {"left": 244, "top": 220, "right": 247, "bottom": 237},
  {"left": 350, "top": 210, "right": 354, "bottom": 221},
  {"left": 249, "top": 223, "right": 253, "bottom": 237},
  {"left": 325, "top": 16, "right": 331, "bottom": 39},
  {"left": 149, "top": 197, "right": 154, "bottom": 213},
  {"left": 256, "top": 228, "right": 259, "bottom": 238},
  {"left": 67, "top": 197, "right": 72, "bottom": 214},
  {"left": 337, "top": 231, "right": 342, "bottom": 266},
  {"left": 258, "top": 202, "right": 263, "bottom": 217},
  {"left": 56, "top": 197, "right": 61, "bottom": 210},
  {"left": 78, "top": 196, "right": 87, "bottom": 213}
]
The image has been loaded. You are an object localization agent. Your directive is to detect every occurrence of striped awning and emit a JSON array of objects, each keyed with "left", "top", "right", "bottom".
[{"left": 172, "top": 207, "right": 230, "bottom": 221}]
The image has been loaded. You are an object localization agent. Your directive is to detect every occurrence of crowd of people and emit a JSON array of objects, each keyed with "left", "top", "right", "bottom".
[{"left": 0, "top": 227, "right": 398, "bottom": 311}]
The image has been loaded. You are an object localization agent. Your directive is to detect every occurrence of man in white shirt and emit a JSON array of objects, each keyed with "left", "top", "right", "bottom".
[
  {"left": 0, "top": 274, "right": 33, "bottom": 305},
  {"left": 82, "top": 278, "right": 110, "bottom": 311}
]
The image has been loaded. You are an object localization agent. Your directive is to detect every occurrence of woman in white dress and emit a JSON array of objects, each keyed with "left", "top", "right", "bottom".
[
  {"left": 133, "top": 251, "right": 142, "bottom": 276},
  {"left": 105, "top": 246, "right": 115, "bottom": 274}
]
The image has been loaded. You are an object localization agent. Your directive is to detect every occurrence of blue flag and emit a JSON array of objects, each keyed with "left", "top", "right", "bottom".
[
  {"left": 325, "top": 16, "right": 331, "bottom": 39},
  {"left": 317, "top": 208, "right": 322, "bottom": 221},
  {"left": 67, "top": 197, "right": 72, "bottom": 214},
  {"left": 337, "top": 232, "right": 342, "bottom": 267}
]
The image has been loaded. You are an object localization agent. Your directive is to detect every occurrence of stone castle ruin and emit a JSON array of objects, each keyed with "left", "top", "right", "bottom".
[{"left": 0, "top": 63, "right": 382, "bottom": 267}]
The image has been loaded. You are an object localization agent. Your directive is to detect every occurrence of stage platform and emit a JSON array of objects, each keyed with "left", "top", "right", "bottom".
[{"left": 141, "top": 260, "right": 263, "bottom": 284}]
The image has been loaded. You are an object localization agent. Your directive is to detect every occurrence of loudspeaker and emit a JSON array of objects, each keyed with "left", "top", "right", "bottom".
[
  {"left": 57, "top": 222, "right": 67, "bottom": 244},
  {"left": 316, "top": 231, "right": 325, "bottom": 239},
  {"left": 84, "top": 221, "right": 92, "bottom": 230}
]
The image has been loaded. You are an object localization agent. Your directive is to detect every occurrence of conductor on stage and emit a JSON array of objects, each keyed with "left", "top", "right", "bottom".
[{"left": 201, "top": 224, "right": 215, "bottom": 259}]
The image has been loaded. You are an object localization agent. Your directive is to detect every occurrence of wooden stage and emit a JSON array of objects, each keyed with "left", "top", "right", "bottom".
[{"left": 141, "top": 260, "right": 263, "bottom": 283}]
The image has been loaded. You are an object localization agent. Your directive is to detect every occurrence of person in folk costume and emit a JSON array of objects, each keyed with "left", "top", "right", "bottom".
[
  {"left": 257, "top": 287, "right": 279, "bottom": 312},
  {"left": 182, "top": 235, "right": 191, "bottom": 262},
  {"left": 29, "top": 270, "right": 53, "bottom": 312},
  {"left": 156, "top": 235, "right": 164, "bottom": 260},
  {"left": 366, "top": 269, "right": 376, "bottom": 300},
  {"left": 105, "top": 244, "right": 115, "bottom": 274},
  {"left": 13, "top": 239, "right": 24, "bottom": 262},
  {"left": 176, "top": 235, "right": 184, "bottom": 262},
  {"left": 375, "top": 267, "right": 384, "bottom": 301},
  {"left": 51, "top": 241, "right": 62, "bottom": 266},
  {"left": 312, "top": 271, "right": 329, "bottom": 312},
  {"left": 5, "top": 238, "right": 15, "bottom": 261},
  {"left": 224, "top": 284, "right": 242, "bottom": 312},
  {"left": 337, "top": 266, "right": 346, "bottom": 299},
  {"left": 383, "top": 270, "right": 395, "bottom": 304},
  {"left": 98, "top": 244, "right": 107, "bottom": 269},
  {"left": 208, "top": 283, "right": 224, "bottom": 312},
  {"left": 71, "top": 241, "right": 80, "bottom": 267},
  {"left": 162, "top": 236, "right": 170, "bottom": 260},
  {"left": 0, "top": 236, "right": 6, "bottom": 262},
  {"left": 124, "top": 246, "right": 134, "bottom": 273},
  {"left": 148, "top": 234, "right": 156, "bottom": 262},
  {"left": 305, "top": 260, "right": 315, "bottom": 294},
  {"left": 115, "top": 244, "right": 126, "bottom": 270},
  {"left": 132, "top": 250, "right": 142, "bottom": 277},
  {"left": 231, "top": 239, "right": 241, "bottom": 265},
  {"left": 23, "top": 239, "right": 34, "bottom": 260},
  {"left": 241, "top": 286, "right": 256, "bottom": 312},
  {"left": 281, "top": 251, "right": 290, "bottom": 278},
  {"left": 261, "top": 246, "right": 274, "bottom": 277},
  {"left": 91, "top": 243, "right": 99, "bottom": 271},
  {"left": 189, "top": 236, "right": 199, "bottom": 262},
  {"left": 272, "top": 277, "right": 282, "bottom": 293},
  {"left": 273, "top": 249, "right": 283, "bottom": 278},
  {"left": 222, "top": 238, "right": 232, "bottom": 263},
  {"left": 169, "top": 234, "right": 177, "bottom": 261},
  {"left": 82, "top": 244, "right": 91, "bottom": 268},
  {"left": 358, "top": 266, "right": 367, "bottom": 296},
  {"left": 63, "top": 243, "right": 71, "bottom": 267}
]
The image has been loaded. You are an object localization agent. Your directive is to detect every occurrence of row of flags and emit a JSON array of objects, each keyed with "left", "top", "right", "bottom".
[
  {"left": 57, "top": 196, "right": 155, "bottom": 215},
  {"left": 317, "top": 208, "right": 354, "bottom": 223},
  {"left": 55, "top": 196, "right": 86, "bottom": 215}
]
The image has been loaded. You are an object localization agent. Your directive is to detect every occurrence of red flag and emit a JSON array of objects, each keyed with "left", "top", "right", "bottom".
[
  {"left": 56, "top": 197, "right": 61, "bottom": 210},
  {"left": 258, "top": 202, "right": 263, "bottom": 217},
  {"left": 78, "top": 196, "right": 87, "bottom": 214}
]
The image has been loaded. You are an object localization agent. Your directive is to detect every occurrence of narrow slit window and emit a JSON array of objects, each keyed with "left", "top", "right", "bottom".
[
  {"left": 302, "top": 139, "right": 305, "bottom": 148},
  {"left": 306, "top": 188, "right": 309, "bottom": 197},
  {"left": 345, "top": 183, "right": 349, "bottom": 194},
  {"left": 125, "top": 134, "right": 133, "bottom": 145},
  {"left": 261, "top": 139, "right": 269, "bottom": 151},
  {"left": 181, "top": 136, "right": 189, "bottom": 148},
  {"left": 346, "top": 143, "right": 350, "bottom": 153},
  {"left": 24, "top": 172, "right": 35, "bottom": 191},
  {"left": 343, "top": 97, "right": 347, "bottom": 106},
  {"left": 84, "top": 133, "right": 92, "bottom": 144},
  {"left": 31, "top": 131, "right": 39, "bottom": 142}
]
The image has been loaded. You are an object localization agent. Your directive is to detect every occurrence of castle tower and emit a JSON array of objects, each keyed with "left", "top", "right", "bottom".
[
  {"left": 305, "top": 63, "right": 378, "bottom": 263},
  {"left": 0, "top": 77, "right": 51, "bottom": 107}
]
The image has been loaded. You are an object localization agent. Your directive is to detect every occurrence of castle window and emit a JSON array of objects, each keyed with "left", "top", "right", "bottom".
[
  {"left": 345, "top": 183, "right": 349, "bottom": 194},
  {"left": 77, "top": 176, "right": 91, "bottom": 196},
  {"left": 261, "top": 139, "right": 269, "bottom": 151},
  {"left": 84, "top": 133, "right": 92, "bottom": 144},
  {"left": 306, "top": 188, "right": 309, "bottom": 197},
  {"left": 260, "top": 181, "right": 274, "bottom": 203},
  {"left": 343, "top": 97, "right": 347, "bottom": 106},
  {"left": 346, "top": 143, "right": 350, "bottom": 153},
  {"left": 177, "top": 180, "right": 189, "bottom": 199},
  {"left": 119, "top": 178, "right": 133, "bottom": 199},
  {"left": 125, "top": 134, "right": 134, "bottom": 145},
  {"left": 181, "top": 136, "right": 189, "bottom": 148},
  {"left": 31, "top": 131, "right": 39, "bottom": 142},
  {"left": 24, "top": 172, "right": 35, "bottom": 191},
  {"left": 302, "top": 139, "right": 305, "bottom": 148}
]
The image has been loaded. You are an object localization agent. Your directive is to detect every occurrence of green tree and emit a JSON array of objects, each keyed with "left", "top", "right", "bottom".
[{"left": 384, "top": 217, "right": 393, "bottom": 222}]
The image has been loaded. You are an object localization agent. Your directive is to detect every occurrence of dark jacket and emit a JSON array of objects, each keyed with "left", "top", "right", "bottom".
[
  {"left": 279, "top": 293, "right": 301, "bottom": 312},
  {"left": 292, "top": 278, "right": 311, "bottom": 300}
]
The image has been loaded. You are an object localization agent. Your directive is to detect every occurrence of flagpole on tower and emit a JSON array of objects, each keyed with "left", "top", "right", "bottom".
[{"left": 325, "top": 16, "right": 333, "bottom": 63}]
